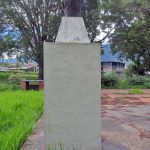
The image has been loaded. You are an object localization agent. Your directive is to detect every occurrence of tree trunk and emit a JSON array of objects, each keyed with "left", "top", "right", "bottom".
[{"left": 38, "top": 61, "right": 44, "bottom": 80}]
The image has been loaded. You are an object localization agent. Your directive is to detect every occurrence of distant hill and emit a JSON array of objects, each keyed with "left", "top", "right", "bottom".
[{"left": 0, "top": 58, "right": 17, "bottom": 64}]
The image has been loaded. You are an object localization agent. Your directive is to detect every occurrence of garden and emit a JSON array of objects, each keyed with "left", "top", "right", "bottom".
[{"left": 0, "top": 72, "right": 43, "bottom": 150}]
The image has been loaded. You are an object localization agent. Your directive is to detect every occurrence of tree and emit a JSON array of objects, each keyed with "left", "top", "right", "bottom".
[
  {"left": 0, "top": 0, "right": 63, "bottom": 79},
  {"left": 0, "top": 0, "right": 100, "bottom": 79},
  {"left": 82, "top": 0, "right": 100, "bottom": 42},
  {"left": 100, "top": 0, "right": 150, "bottom": 75},
  {"left": 0, "top": 25, "right": 20, "bottom": 58}
]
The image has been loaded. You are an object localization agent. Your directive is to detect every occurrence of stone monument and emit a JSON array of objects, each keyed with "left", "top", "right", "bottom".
[
  {"left": 44, "top": 0, "right": 101, "bottom": 149},
  {"left": 62, "top": 0, "right": 84, "bottom": 17}
]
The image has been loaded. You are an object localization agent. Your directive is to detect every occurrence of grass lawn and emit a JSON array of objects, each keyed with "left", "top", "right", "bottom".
[
  {"left": 0, "top": 72, "right": 38, "bottom": 83},
  {"left": 0, "top": 90, "right": 43, "bottom": 150},
  {"left": 0, "top": 72, "right": 38, "bottom": 91}
]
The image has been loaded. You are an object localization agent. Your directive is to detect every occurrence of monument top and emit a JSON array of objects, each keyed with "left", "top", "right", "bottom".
[
  {"left": 56, "top": 0, "right": 90, "bottom": 43},
  {"left": 55, "top": 17, "right": 90, "bottom": 43},
  {"left": 63, "top": 0, "right": 85, "bottom": 17}
]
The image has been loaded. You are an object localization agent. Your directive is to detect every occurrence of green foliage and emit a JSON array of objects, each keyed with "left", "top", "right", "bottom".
[
  {"left": 0, "top": 91, "right": 43, "bottom": 150},
  {"left": 100, "top": 0, "right": 150, "bottom": 75},
  {"left": 127, "top": 76, "right": 145, "bottom": 85},
  {"left": 0, "top": 0, "right": 101, "bottom": 79},
  {"left": 125, "top": 64, "right": 135, "bottom": 77},
  {"left": 8, "top": 73, "right": 24, "bottom": 85},
  {"left": 0, "top": 62, "right": 11, "bottom": 67},
  {"left": 0, "top": 35, "right": 19, "bottom": 57},
  {"left": 144, "top": 82, "right": 150, "bottom": 89},
  {"left": 82, "top": 0, "right": 100, "bottom": 42},
  {"left": 0, "top": 72, "right": 38, "bottom": 91},
  {"left": 0, "top": 84, "right": 20, "bottom": 92},
  {"left": 102, "top": 75, "right": 150, "bottom": 89},
  {"left": 101, "top": 73, "right": 119, "bottom": 88},
  {"left": 0, "top": 72, "right": 38, "bottom": 82},
  {"left": 128, "top": 89, "right": 144, "bottom": 94},
  {"left": 0, "top": 72, "right": 10, "bottom": 82}
]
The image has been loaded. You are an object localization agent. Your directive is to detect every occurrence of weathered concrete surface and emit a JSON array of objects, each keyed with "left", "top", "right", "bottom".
[
  {"left": 20, "top": 116, "right": 44, "bottom": 150},
  {"left": 102, "top": 89, "right": 150, "bottom": 150},
  {"left": 55, "top": 17, "right": 90, "bottom": 43},
  {"left": 102, "top": 105, "right": 150, "bottom": 150},
  {"left": 44, "top": 43, "right": 101, "bottom": 150}
]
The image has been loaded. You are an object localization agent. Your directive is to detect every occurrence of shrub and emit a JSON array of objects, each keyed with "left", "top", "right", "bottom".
[
  {"left": 0, "top": 84, "right": 9, "bottom": 92},
  {"left": 127, "top": 76, "right": 145, "bottom": 85},
  {"left": 144, "top": 82, "right": 150, "bottom": 89},
  {"left": 128, "top": 89, "right": 144, "bottom": 94},
  {"left": 8, "top": 73, "right": 24, "bottom": 85},
  {"left": 143, "top": 76, "right": 150, "bottom": 83},
  {"left": 101, "top": 73, "right": 119, "bottom": 88},
  {"left": 117, "top": 79, "right": 132, "bottom": 89},
  {"left": 0, "top": 84, "right": 20, "bottom": 92}
]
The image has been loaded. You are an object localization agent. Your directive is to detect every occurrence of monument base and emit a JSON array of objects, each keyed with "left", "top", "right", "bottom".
[
  {"left": 55, "top": 17, "right": 90, "bottom": 43},
  {"left": 44, "top": 43, "right": 101, "bottom": 150}
]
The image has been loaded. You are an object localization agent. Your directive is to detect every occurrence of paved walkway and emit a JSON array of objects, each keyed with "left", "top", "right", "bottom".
[
  {"left": 21, "top": 90, "right": 150, "bottom": 150},
  {"left": 102, "top": 89, "right": 150, "bottom": 150},
  {"left": 21, "top": 117, "right": 44, "bottom": 150}
]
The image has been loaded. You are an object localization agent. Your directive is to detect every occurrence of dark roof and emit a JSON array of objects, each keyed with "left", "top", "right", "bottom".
[
  {"left": 101, "top": 44, "right": 125, "bottom": 63},
  {"left": 102, "top": 61, "right": 125, "bottom": 64}
]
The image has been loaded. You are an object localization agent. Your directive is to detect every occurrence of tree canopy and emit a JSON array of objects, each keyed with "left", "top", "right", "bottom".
[
  {"left": 100, "top": 0, "right": 150, "bottom": 75},
  {"left": 0, "top": 0, "right": 100, "bottom": 79}
]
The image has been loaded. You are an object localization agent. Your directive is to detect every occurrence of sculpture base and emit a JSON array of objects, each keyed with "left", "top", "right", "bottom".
[
  {"left": 55, "top": 17, "right": 90, "bottom": 43},
  {"left": 44, "top": 42, "right": 101, "bottom": 150}
]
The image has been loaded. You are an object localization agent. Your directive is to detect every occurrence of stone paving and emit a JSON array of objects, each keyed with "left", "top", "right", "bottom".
[{"left": 21, "top": 90, "right": 150, "bottom": 150}]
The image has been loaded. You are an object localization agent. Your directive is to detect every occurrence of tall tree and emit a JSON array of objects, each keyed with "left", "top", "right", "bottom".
[
  {"left": 0, "top": 0, "right": 63, "bottom": 79},
  {"left": 82, "top": 0, "right": 100, "bottom": 42},
  {"left": 0, "top": 0, "right": 100, "bottom": 79},
  {"left": 0, "top": 24, "right": 20, "bottom": 58},
  {"left": 100, "top": 0, "right": 150, "bottom": 75}
]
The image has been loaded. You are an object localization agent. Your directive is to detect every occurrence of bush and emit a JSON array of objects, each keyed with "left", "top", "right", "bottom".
[
  {"left": 8, "top": 73, "right": 24, "bottom": 85},
  {"left": 0, "top": 84, "right": 9, "bottom": 92},
  {"left": 101, "top": 73, "right": 119, "bottom": 88},
  {"left": 0, "top": 84, "right": 20, "bottom": 92},
  {"left": 128, "top": 89, "right": 144, "bottom": 94},
  {"left": 144, "top": 82, "right": 150, "bottom": 89},
  {"left": 127, "top": 76, "right": 145, "bottom": 85}
]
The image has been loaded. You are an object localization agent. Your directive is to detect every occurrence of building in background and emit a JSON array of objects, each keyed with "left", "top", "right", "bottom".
[
  {"left": 101, "top": 44, "right": 125, "bottom": 76},
  {"left": 0, "top": 58, "right": 38, "bottom": 73}
]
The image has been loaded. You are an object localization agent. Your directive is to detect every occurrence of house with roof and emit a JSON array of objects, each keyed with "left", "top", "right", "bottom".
[{"left": 101, "top": 44, "right": 125, "bottom": 76}]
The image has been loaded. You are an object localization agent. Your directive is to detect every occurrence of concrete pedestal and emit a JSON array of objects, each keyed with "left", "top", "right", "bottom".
[
  {"left": 56, "top": 17, "right": 90, "bottom": 43},
  {"left": 44, "top": 43, "right": 101, "bottom": 150}
]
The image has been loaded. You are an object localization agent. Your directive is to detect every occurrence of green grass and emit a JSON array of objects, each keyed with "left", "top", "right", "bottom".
[
  {"left": 0, "top": 72, "right": 11, "bottom": 83},
  {"left": 0, "top": 90, "right": 43, "bottom": 150},
  {"left": 0, "top": 72, "right": 38, "bottom": 91},
  {"left": 0, "top": 72, "right": 38, "bottom": 83},
  {"left": 128, "top": 89, "right": 144, "bottom": 94}
]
